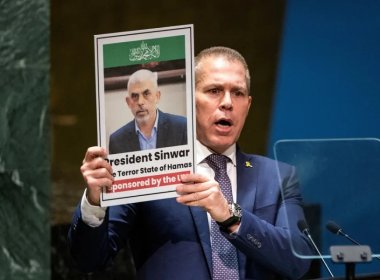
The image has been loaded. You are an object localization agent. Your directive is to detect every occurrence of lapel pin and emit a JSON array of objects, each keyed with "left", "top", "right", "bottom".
[{"left": 245, "top": 161, "right": 253, "bottom": 168}]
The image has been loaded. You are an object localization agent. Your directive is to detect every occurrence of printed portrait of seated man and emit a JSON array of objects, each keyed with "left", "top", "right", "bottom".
[{"left": 108, "top": 69, "right": 187, "bottom": 154}]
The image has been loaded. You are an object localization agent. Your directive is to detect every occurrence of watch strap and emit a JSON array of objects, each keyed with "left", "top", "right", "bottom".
[{"left": 216, "top": 203, "right": 242, "bottom": 229}]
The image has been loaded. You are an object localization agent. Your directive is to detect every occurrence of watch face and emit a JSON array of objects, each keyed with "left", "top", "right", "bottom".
[
  {"left": 216, "top": 203, "right": 242, "bottom": 228},
  {"left": 230, "top": 203, "right": 242, "bottom": 218}
]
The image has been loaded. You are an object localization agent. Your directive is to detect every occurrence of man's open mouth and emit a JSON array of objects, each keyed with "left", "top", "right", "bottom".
[{"left": 215, "top": 119, "right": 232, "bottom": 126}]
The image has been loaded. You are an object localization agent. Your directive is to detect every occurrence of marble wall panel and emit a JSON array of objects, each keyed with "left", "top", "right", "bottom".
[{"left": 0, "top": 0, "right": 50, "bottom": 279}]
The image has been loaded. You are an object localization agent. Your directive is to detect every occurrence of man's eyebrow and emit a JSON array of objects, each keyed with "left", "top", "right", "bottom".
[
  {"left": 231, "top": 85, "right": 247, "bottom": 91},
  {"left": 129, "top": 88, "right": 151, "bottom": 96},
  {"left": 204, "top": 84, "right": 246, "bottom": 91},
  {"left": 204, "top": 83, "right": 223, "bottom": 89}
]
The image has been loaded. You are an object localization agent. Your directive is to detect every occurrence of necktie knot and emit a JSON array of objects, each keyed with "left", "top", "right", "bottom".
[{"left": 206, "top": 154, "right": 228, "bottom": 172}]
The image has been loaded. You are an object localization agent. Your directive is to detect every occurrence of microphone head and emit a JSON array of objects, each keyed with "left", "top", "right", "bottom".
[
  {"left": 326, "top": 220, "right": 341, "bottom": 234},
  {"left": 297, "top": 220, "right": 309, "bottom": 232}
]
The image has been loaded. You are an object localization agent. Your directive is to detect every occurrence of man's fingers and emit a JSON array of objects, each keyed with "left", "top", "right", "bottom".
[
  {"left": 177, "top": 181, "right": 211, "bottom": 194},
  {"left": 83, "top": 146, "right": 107, "bottom": 164},
  {"left": 80, "top": 146, "right": 112, "bottom": 206},
  {"left": 176, "top": 172, "right": 220, "bottom": 202},
  {"left": 177, "top": 189, "right": 210, "bottom": 203},
  {"left": 180, "top": 173, "right": 209, "bottom": 184},
  {"left": 91, "top": 156, "right": 112, "bottom": 173},
  {"left": 83, "top": 167, "right": 114, "bottom": 181},
  {"left": 176, "top": 182, "right": 219, "bottom": 204},
  {"left": 176, "top": 173, "right": 220, "bottom": 193},
  {"left": 87, "top": 177, "right": 113, "bottom": 189},
  {"left": 81, "top": 155, "right": 113, "bottom": 175},
  {"left": 177, "top": 173, "right": 213, "bottom": 193},
  {"left": 81, "top": 152, "right": 114, "bottom": 191}
]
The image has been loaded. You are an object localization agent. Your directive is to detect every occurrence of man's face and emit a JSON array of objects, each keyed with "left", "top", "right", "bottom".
[
  {"left": 126, "top": 80, "right": 161, "bottom": 126},
  {"left": 196, "top": 56, "right": 252, "bottom": 153}
]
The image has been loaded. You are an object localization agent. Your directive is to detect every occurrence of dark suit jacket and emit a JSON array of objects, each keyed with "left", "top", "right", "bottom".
[
  {"left": 68, "top": 150, "right": 312, "bottom": 280},
  {"left": 109, "top": 110, "right": 187, "bottom": 154}
]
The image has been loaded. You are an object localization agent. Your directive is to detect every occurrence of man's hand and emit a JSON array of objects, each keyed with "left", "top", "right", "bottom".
[
  {"left": 176, "top": 173, "right": 231, "bottom": 222},
  {"left": 80, "top": 146, "right": 113, "bottom": 206}
]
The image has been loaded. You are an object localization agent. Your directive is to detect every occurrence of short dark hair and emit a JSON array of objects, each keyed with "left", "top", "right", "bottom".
[{"left": 195, "top": 46, "right": 251, "bottom": 93}]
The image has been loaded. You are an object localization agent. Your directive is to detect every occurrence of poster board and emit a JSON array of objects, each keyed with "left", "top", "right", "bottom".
[{"left": 94, "top": 25, "right": 195, "bottom": 206}]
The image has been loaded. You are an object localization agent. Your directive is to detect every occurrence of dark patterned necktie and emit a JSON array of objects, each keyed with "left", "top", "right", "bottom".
[{"left": 206, "top": 154, "right": 239, "bottom": 280}]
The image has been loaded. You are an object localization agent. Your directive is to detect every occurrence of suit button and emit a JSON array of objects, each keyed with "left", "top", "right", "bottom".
[
  {"left": 247, "top": 233, "right": 253, "bottom": 241},
  {"left": 247, "top": 234, "right": 262, "bottom": 248}
]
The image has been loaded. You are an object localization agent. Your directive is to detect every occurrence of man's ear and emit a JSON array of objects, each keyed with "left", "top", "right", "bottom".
[
  {"left": 126, "top": 96, "right": 131, "bottom": 107},
  {"left": 248, "top": 95, "right": 252, "bottom": 109},
  {"left": 157, "top": 90, "right": 161, "bottom": 101}
]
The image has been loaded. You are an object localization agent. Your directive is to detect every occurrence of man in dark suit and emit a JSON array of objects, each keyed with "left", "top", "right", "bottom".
[
  {"left": 108, "top": 69, "right": 187, "bottom": 154},
  {"left": 69, "top": 47, "right": 312, "bottom": 279}
]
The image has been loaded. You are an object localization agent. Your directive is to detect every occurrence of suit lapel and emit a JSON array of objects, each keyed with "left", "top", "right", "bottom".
[
  {"left": 156, "top": 110, "right": 167, "bottom": 148},
  {"left": 189, "top": 206, "right": 213, "bottom": 275},
  {"left": 236, "top": 151, "right": 258, "bottom": 212},
  {"left": 127, "top": 123, "right": 141, "bottom": 152},
  {"left": 236, "top": 151, "right": 258, "bottom": 274}
]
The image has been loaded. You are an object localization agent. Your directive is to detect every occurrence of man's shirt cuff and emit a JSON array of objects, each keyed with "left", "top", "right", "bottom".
[{"left": 80, "top": 189, "right": 107, "bottom": 227}]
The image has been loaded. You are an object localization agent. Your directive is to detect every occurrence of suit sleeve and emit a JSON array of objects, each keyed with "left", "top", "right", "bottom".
[
  {"left": 222, "top": 165, "right": 313, "bottom": 279},
  {"left": 68, "top": 204, "right": 137, "bottom": 273}
]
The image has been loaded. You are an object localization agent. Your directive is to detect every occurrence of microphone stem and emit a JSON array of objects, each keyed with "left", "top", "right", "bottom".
[
  {"left": 343, "top": 233, "right": 380, "bottom": 261},
  {"left": 342, "top": 233, "right": 360, "bottom": 245},
  {"left": 307, "top": 233, "right": 335, "bottom": 277}
]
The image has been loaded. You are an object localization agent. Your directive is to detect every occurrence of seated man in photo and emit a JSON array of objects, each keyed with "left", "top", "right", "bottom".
[{"left": 109, "top": 69, "right": 187, "bottom": 154}]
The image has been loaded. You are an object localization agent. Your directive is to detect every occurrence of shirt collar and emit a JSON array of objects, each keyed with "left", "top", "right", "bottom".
[{"left": 196, "top": 139, "right": 236, "bottom": 167}]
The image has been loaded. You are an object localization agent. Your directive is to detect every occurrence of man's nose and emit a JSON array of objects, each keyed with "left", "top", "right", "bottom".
[
  {"left": 137, "top": 95, "right": 144, "bottom": 105},
  {"left": 220, "top": 91, "right": 233, "bottom": 110}
]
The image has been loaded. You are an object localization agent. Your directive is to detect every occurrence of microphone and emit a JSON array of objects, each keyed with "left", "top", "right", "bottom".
[
  {"left": 326, "top": 220, "right": 380, "bottom": 261},
  {"left": 326, "top": 221, "right": 360, "bottom": 245},
  {"left": 298, "top": 220, "right": 335, "bottom": 277}
]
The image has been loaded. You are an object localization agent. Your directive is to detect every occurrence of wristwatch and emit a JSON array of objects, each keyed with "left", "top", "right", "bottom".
[{"left": 216, "top": 203, "right": 242, "bottom": 229}]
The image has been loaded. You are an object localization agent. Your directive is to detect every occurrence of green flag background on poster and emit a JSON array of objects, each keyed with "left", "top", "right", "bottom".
[{"left": 103, "top": 35, "right": 185, "bottom": 68}]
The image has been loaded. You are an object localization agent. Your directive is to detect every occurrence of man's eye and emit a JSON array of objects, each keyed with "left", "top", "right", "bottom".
[
  {"left": 208, "top": 88, "right": 221, "bottom": 94},
  {"left": 233, "top": 91, "right": 245, "bottom": 97},
  {"left": 131, "top": 94, "right": 139, "bottom": 100},
  {"left": 143, "top": 90, "right": 151, "bottom": 97}
]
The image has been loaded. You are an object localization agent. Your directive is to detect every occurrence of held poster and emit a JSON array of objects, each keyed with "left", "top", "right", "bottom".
[{"left": 94, "top": 25, "right": 195, "bottom": 206}]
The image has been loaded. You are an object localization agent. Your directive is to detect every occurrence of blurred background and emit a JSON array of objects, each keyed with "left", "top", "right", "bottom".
[{"left": 1, "top": 0, "right": 379, "bottom": 279}]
